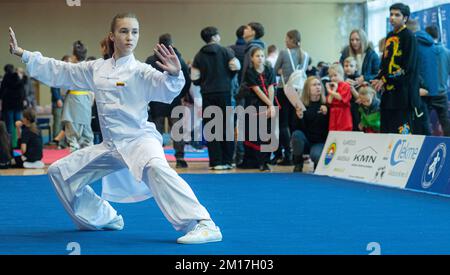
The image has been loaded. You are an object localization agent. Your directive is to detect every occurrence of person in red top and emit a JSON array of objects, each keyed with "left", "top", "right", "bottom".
[{"left": 326, "top": 63, "right": 353, "bottom": 131}]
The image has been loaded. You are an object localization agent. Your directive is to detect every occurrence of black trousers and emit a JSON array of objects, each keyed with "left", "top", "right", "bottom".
[
  {"left": 380, "top": 108, "right": 425, "bottom": 134},
  {"left": 202, "top": 94, "right": 234, "bottom": 167},
  {"left": 423, "top": 94, "right": 450, "bottom": 136},
  {"left": 274, "top": 88, "right": 296, "bottom": 158},
  {"left": 240, "top": 96, "right": 272, "bottom": 168}
]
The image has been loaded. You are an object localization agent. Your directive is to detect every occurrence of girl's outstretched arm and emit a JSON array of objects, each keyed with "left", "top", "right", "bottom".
[{"left": 9, "top": 27, "right": 94, "bottom": 91}]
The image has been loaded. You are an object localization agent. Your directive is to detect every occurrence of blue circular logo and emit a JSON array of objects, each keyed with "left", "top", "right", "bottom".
[{"left": 421, "top": 143, "right": 446, "bottom": 189}]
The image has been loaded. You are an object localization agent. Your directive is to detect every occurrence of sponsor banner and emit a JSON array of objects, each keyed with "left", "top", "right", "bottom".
[
  {"left": 315, "top": 131, "right": 364, "bottom": 178},
  {"left": 376, "top": 135, "right": 425, "bottom": 189},
  {"left": 405, "top": 137, "right": 450, "bottom": 195},
  {"left": 315, "top": 132, "right": 425, "bottom": 190}
]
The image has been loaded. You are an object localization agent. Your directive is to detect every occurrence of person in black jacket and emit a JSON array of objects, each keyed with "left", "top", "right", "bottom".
[
  {"left": 291, "top": 76, "right": 329, "bottom": 172},
  {"left": 0, "top": 64, "right": 25, "bottom": 149},
  {"left": 372, "top": 3, "right": 424, "bottom": 135},
  {"left": 238, "top": 47, "right": 277, "bottom": 171},
  {"left": 13, "top": 108, "right": 44, "bottom": 169},
  {"left": 146, "top": 33, "right": 191, "bottom": 168},
  {"left": 191, "top": 26, "right": 241, "bottom": 170}
]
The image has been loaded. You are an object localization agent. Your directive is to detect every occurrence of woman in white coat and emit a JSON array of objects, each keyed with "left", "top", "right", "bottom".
[{"left": 8, "top": 12, "right": 222, "bottom": 244}]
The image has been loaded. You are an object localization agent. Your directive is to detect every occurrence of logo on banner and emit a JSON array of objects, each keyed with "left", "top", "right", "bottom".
[
  {"left": 324, "top": 143, "right": 337, "bottom": 166},
  {"left": 374, "top": 166, "right": 386, "bottom": 182},
  {"left": 353, "top": 146, "right": 377, "bottom": 164},
  {"left": 390, "top": 139, "right": 420, "bottom": 166},
  {"left": 421, "top": 143, "right": 447, "bottom": 189}
]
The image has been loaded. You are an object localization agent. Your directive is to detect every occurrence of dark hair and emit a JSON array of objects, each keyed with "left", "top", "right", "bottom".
[
  {"left": 159, "top": 33, "right": 172, "bottom": 47},
  {"left": 250, "top": 47, "right": 264, "bottom": 57},
  {"left": 390, "top": 3, "right": 411, "bottom": 22},
  {"left": 73, "top": 40, "right": 87, "bottom": 62},
  {"left": 110, "top": 12, "right": 138, "bottom": 33},
  {"left": 23, "top": 108, "right": 39, "bottom": 135},
  {"left": 200, "top": 26, "right": 219, "bottom": 43},
  {"left": 0, "top": 121, "right": 12, "bottom": 161},
  {"left": 267, "top": 44, "right": 277, "bottom": 55},
  {"left": 236, "top": 25, "right": 246, "bottom": 39},
  {"left": 287, "top": 29, "right": 301, "bottom": 46},
  {"left": 87, "top": 56, "right": 97, "bottom": 61},
  {"left": 248, "top": 22, "right": 264, "bottom": 39},
  {"left": 425, "top": 25, "right": 439, "bottom": 40},
  {"left": 4, "top": 64, "right": 14, "bottom": 74},
  {"left": 317, "top": 61, "right": 327, "bottom": 67},
  {"left": 100, "top": 36, "right": 113, "bottom": 59}
]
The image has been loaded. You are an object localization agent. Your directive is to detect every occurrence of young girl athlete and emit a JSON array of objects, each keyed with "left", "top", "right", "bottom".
[{"left": 8, "top": 13, "right": 222, "bottom": 244}]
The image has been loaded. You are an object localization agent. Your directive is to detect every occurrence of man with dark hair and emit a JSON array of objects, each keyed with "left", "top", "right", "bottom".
[
  {"left": 246, "top": 22, "right": 265, "bottom": 41},
  {"left": 200, "top": 26, "right": 219, "bottom": 44},
  {"left": 425, "top": 25, "right": 450, "bottom": 136},
  {"left": 191, "top": 26, "right": 241, "bottom": 170},
  {"left": 389, "top": 2, "right": 411, "bottom": 22},
  {"left": 372, "top": 3, "right": 424, "bottom": 134},
  {"left": 241, "top": 22, "right": 266, "bottom": 81},
  {"left": 146, "top": 33, "right": 191, "bottom": 168}
]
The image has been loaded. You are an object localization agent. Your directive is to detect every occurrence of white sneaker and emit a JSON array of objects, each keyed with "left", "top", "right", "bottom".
[
  {"left": 23, "top": 160, "right": 45, "bottom": 169},
  {"left": 177, "top": 220, "right": 222, "bottom": 244}
]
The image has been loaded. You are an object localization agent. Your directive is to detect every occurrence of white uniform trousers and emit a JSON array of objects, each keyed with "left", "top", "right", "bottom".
[{"left": 47, "top": 139, "right": 211, "bottom": 232}]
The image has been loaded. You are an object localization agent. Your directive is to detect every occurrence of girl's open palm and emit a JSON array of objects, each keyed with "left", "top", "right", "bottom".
[
  {"left": 9, "top": 27, "right": 23, "bottom": 56},
  {"left": 154, "top": 44, "right": 181, "bottom": 76}
]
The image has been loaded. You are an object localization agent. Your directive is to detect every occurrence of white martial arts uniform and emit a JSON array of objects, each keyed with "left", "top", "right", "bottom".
[{"left": 22, "top": 51, "right": 211, "bottom": 232}]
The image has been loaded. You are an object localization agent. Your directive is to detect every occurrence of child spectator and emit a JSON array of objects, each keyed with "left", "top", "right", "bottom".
[
  {"left": 357, "top": 84, "right": 380, "bottom": 133},
  {"left": 326, "top": 63, "right": 353, "bottom": 131},
  {"left": 238, "top": 47, "right": 277, "bottom": 171},
  {"left": 343, "top": 56, "right": 360, "bottom": 82},
  {"left": 343, "top": 56, "right": 362, "bottom": 131},
  {"left": 14, "top": 108, "right": 44, "bottom": 169}
]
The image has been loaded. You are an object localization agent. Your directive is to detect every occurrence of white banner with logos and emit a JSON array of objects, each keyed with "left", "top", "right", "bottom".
[{"left": 315, "top": 131, "right": 425, "bottom": 189}]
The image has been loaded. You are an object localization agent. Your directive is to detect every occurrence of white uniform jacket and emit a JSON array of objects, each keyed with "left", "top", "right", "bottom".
[{"left": 22, "top": 51, "right": 185, "bottom": 196}]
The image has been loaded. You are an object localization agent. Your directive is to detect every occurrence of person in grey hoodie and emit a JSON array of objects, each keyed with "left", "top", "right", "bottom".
[{"left": 425, "top": 25, "right": 450, "bottom": 136}]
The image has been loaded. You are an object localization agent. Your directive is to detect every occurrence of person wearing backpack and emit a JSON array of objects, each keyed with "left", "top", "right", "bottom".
[{"left": 273, "top": 29, "right": 309, "bottom": 166}]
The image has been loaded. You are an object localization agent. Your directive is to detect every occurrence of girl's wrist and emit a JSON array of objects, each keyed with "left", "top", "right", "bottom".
[{"left": 13, "top": 47, "right": 24, "bottom": 57}]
